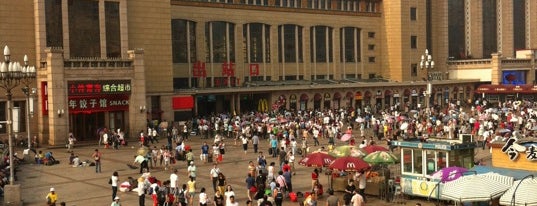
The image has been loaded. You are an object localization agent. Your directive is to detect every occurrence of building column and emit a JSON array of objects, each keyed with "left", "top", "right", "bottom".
[
  {"left": 236, "top": 94, "right": 241, "bottom": 114},
  {"left": 61, "top": 0, "right": 71, "bottom": 59},
  {"left": 235, "top": 23, "right": 245, "bottom": 86},
  {"left": 498, "top": 0, "right": 514, "bottom": 57},
  {"left": 270, "top": 24, "right": 278, "bottom": 81},
  {"left": 466, "top": 0, "right": 483, "bottom": 58},
  {"left": 45, "top": 48, "right": 68, "bottom": 146},
  {"left": 333, "top": 27, "right": 341, "bottom": 80},
  {"left": 128, "top": 49, "right": 148, "bottom": 139},
  {"left": 99, "top": 0, "right": 107, "bottom": 58},
  {"left": 491, "top": 53, "right": 502, "bottom": 85},
  {"left": 303, "top": 26, "right": 311, "bottom": 80}
]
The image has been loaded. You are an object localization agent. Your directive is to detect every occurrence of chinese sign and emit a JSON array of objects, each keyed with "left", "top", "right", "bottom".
[
  {"left": 41, "top": 81, "right": 49, "bottom": 115},
  {"left": 68, "top": 80, "right": 131, "bottom": 96},
  {"left": 249, "top": 64, "right": 259, "bottom": 76},
  {"left": 193, "top": 61, "right": 207, "bottom": 77},
  {"left": 68, "top": 95, "right": 129, "bottom": 113},
  {"left": 501, "top": 137, "right": 537, "bottom": 161},
  {"left": 222, "top": 62, "right": 235, "bottom": 77}
]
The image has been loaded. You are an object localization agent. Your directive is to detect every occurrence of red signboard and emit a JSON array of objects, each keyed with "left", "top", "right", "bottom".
[
  {"left": 249, "top": 64, "right": 259, "bottom": 76},
  {"left": 41, "top": 81, "right": 48, "bottom": 115},
  {"left": 222, "top": 62, "right": 235, "bottom": 77},
  {"left": 193, "top": 61, "right": 207, "bottom": 77},
  {"left": 68, "top": 95, "right": 130, "bottom": 114},
  {"left": 172, "top": 96, "right": 194, "bottom": 110},
  {"left": 68, "top": 80, "right": 131, "bottom": 96}
]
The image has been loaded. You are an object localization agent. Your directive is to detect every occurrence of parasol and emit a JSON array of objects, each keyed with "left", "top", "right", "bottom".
[
  {"left": 299, "top": 152, "right": 335, "bottom": 167},
  {"left": 137, "top": 146, "right": 150, "bottom": 156},
  {"left": 340, "top": 133, "right": 353, "bottom": 142},
  {"left": 400, "top": 122, "right": 409, "bottom": 130},
  {"left": 328, "top": 156, "right": 370, "bottom": 172},
  {"left": 431, "top": 166, "right": 468, "bottom": 183},
  {"left": 363, "top": 145, "right": 389, "bottom": 154},
  {"left": 363, "top": 151, "right": 398, "bottom": 165},
  {"left": 441, "top": 172, "right": 513, "bottom": 203},
  {"left": 328, "top": 145, "right": 367, "bottom": 158},
  {"left": 499, "top": 177, "right": 537, "bottom": 206},
  {"left": 355, "top": 117, "right": 364, "bottom": 123}
]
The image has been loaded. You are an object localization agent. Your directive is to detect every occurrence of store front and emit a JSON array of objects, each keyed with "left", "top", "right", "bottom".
[
  {"left": 313, "top": 93, "right": 322, "bottom": 110},
  {"left": 323, "top": 93, "right": 331, "bottom": 110},
  {"left": 300, "top": 93, "right": 309, "bottom": 110},
  {"left": 66, "top": 80, "right": 131, "bottom": 141},
  {"left": 333, "top": 92, "right": 341, "bottom": 109},
  {"left": 289, "top": 94, "right": 297, "bottom": 111},
  {"left": 354, "top": 92, "right": 363, "bottom": 109}
]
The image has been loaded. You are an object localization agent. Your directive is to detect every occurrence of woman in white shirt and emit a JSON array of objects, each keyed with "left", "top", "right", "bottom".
[
  {"left": 198, "top": 187, "right": 208, "bottom": 206},
  {"left": 224, "top": 185, "right": 235, "bottom": 206}
]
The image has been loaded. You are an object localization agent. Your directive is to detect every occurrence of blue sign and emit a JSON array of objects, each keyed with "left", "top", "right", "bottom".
[{"left": 502, "top": 71, "right": 526, "bottom": 85}]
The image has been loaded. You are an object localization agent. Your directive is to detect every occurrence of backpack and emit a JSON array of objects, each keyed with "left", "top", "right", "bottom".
[
  {"left": 177, "top": 189, "right": 186, "bottom": 204},
  {"left": 275, "top": 189, "right": 283, "bottom": 201},
  {"left": 157, "top": 186, "right": 167, "bottom": 203}
]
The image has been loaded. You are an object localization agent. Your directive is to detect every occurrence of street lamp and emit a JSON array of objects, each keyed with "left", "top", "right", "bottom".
[
  {"left": 0, "top": 45, "right": 36, "bottom": 186},
  {"left": 420, "top": 49, "right": 434, "bottom": 114},
  {"left": 21, "top": 55, "right": 36, "bottom": 151}
]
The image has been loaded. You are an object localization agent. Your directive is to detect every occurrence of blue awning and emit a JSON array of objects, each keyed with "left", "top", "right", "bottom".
[{"left": 471, "top": 165, "right": 537, "bottom": 180}]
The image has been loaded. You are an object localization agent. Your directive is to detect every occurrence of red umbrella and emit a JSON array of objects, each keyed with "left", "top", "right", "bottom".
[
  {"left": 340, "top": 133, "right": 352, "bottom": 141},
  {"left": 363, "top": 145, "right": 389, "bottom": 154},
  {"left": 328, "top": 156, "right": 371, "bottom": 172},
  {"left": 299, "top": 152, "right": 335, "bottom": 167}
]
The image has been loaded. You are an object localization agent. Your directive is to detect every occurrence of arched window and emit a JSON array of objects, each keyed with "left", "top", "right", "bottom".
[
  {"left": 310, "top": 26, "right": 333, "bottom": 62},
  {"left": 340, "top": 27, "right": 361, "bottom": 63},
  {"left": 243, "top": 23, "right": 271, "bottom": 63},
  {"left": 206, "top": 21, "right": 235, "bottom": 63},
  {"left": 278, "top": 24, "right": 303, "bottom": 63},
  {"left": 172, "top": 19, "right": 197, "bottom": 63}
]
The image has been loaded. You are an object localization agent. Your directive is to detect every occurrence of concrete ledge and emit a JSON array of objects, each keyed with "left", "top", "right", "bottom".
[{"left": 4, "top": 184, "right": 22, "bottom": 206}]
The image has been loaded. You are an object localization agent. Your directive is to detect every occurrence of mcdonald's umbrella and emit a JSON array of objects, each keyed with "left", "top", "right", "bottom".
[
  {"left": 363, "top": 145, "right": 389, "bottom": 154},
  {"left": 299, "top": 152, "right": 336, "bottom": 167},
  {"left": 441, "top": 172, "right": 513, "bottom": 203},
  {"left": 328, "top": 156, "right": 371, "bottom": 172},
  {"left": 363, "top": 151, "right": 399, "bottom": 165},
  {"left": 500, "top": 177, "right": 537, "bottom": 206},
  {"left": 328, "top": 145, "right": 367, "bottom": 158}
]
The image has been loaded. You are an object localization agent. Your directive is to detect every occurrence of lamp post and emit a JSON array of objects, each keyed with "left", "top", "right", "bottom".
[
  {"left": 21, "top": 55, "right": 36, "bottom": 150},
  {"left": 0, "top": 46, "right": 36, "bottom": 186},
  {"left": 420, "top": 49, "right": 434, "bottom": 114}
]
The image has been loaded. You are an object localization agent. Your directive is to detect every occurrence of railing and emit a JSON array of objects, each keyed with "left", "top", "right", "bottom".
[
  {"left": 447, "top": 59, "right": 492, "bottom": 66},
  {"left": 64, "top": 58, "right": 133, "bottom": 69}
]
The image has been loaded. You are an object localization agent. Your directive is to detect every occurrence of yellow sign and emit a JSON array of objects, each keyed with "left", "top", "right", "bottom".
[{"left": 411, "top": 179, "right": 439, "bottom": 198}]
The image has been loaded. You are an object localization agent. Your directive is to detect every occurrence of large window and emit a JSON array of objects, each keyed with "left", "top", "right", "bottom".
[
  {"left": 243, "top": 23, "right": 271, "bottom": 63},
  {"left": 172, "top": 19, "right": 197, "bottom": 63},
  {"left": 68, "top": 0, "right": 100, "bottom": 57},
  {"left": 105, "top": 2, "right": 121, "bottom": 58},
  {"left": 402, "top": 149, "right": 412, "bottom": 173},
  {"left": 278, "top": 25, "right": 303, "bottom": 63},
  {"left": 307, "top": 0, "right": 332, "bottom": 9},
  {"left": 410, "top": 7, "right": 417, "bottom": 21},
  {"left": 340, "top": 27, "right": 361, "bottom": 63},
  {"left": 241, "top": 0, "right": 268, "bottom": 5},
  {"left": 45, "top": 0, "right": 63, "bottom": 47},
  {"left": 411, "top": 35, "right": 417, "bottom": 49},
  {"left": 482, "top": 0, "right": 497, "bottom": 58},
  {"left": 206, "top": 22, "right": 235, "bottom": 63},
  {"left": 310, "top": 26, "right": 333, "bottom": 62},
  {"left": 339, "top": 0, "right": 358, "bottom": 11},
  {"left": 448, "top": 0, "right": 465, "bottom": 59},
  {"left": 275, "top": 0, "right": 301, "bottom": 8}
]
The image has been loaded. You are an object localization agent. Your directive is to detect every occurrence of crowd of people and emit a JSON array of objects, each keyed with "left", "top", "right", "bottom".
[{"left": 35, "top": 96, "right": 537, "bottom": 205}]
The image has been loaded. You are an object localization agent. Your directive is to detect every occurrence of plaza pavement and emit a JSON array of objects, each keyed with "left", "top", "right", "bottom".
[{"left": 10, "top": 134, "right": 491, "bottom": 206}]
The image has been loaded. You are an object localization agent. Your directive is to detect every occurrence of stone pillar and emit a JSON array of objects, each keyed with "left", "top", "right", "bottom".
[
  {"left": 128, "top": 49, "right": 147, "bottom": 139},
  {"left": 196, "top": 21, "right": 207, "bottom": 87},
  {"left": 269, "top": 24, "right": 278, "bottom": 81},
  {"left": 303, "top": 26, "right": 311, "bottom": 80},
  {"left": 528, "top": 52, "right": 536, "bottom": 84},
  {"left": 3, "top": 184, "right": 21, "bottom": 205},
  {"left": 333, "top": 27, "right": 341, "bottom": 80},
  {"left": 467, "top": 0, "right": 483, "bottom": 58},
  {"left": 490, "top": 53, "right": 502, "bottom": 85},
  {"left": 46, "top": 48, "right": 68, "bottom": 146},
  {"left": 498, "top": 0, "right": 514, "bottom": 57}
]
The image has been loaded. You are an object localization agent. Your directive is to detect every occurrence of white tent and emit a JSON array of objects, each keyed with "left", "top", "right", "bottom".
[{"left": 441, "top": 172, "right": 513, "bottom": 203}]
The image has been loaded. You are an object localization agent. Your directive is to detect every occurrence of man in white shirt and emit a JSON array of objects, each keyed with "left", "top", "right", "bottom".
[
  {"left": 210, "top": 163, "right": 221, "bottom": 192},
  {"left": 351, "top": 190, "right": 365, "bottom": 206},
  {"left": 170, "top": 169, "right": 178, "bottom": 193}
]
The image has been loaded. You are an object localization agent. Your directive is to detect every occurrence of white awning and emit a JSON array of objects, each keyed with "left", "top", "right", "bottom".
[{"left": 441, "top": 172, "right": 513, "bottom": 202}]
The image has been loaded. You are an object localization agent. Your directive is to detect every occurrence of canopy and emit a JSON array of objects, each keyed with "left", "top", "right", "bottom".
[
  {"left": 328, "top": 156, "right": 370, "bottom": 172},
  {"left": 363, "top": 151, "right": 398, "bottom": 165},
  {"left": 441, "top": 173, "right": 513, "bottom": 202},
  {"left": 499, "top": 177, "right": 537, "bottom": 206},
  {"left": 471, "top": 165, "right": 537, "bottom": 180},
  {"left": 299, "top": 152, "right": 335, "bottom": 167}
]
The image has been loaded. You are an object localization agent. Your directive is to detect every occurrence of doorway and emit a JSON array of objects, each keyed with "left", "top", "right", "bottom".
[{"left": 70, "top": 112, "right": 105, "bottom": 141}]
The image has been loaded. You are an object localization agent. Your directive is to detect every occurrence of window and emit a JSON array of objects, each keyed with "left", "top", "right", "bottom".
[
  {"left": 367, "top": 32, "right": 375, "bottom": 38},
  {"left": 0, "top": 101, "right": 26, "bottom": 134},
  {"left": 410, "top": 7, "right": 417, "bottom": 21},
  {"left": 68, "top": 0, "right": 100, "bottom": 57},
  {"left": 275, "top": 0, "right": 300, "bottom": 7},
  {"left": 368, "top": 56, "right": 375, "bottom": 63},
  {"left": 411, "top": 35, "right": 417, "bottom": 49},
  {"left": 368, "top": 44, "right": 375, "bottom": 51},
  {"left": 413, "top": 149, "right": 423, "bottom": 174},
  {"left": 307, "top": 0, "right": 331, "bottom": 9},
  {"left": 411, "top": 63, "right": 417, "bottom": 77},
  {"left": 45, "top": 0, "right": 63, "bottom": 47},
  {"left": 243, "top": 23, "right": 271, "bottom": 63},
  {"left": 278, "top": 25, "right": 303, "bottom": 63},
  {"left": 105, "top": 2, "right": 121, "bottom": 58},
  {"left": 241, "top": 0, "right": 269, "bottom": 5},
  {"left": 368, "top": 73, "right": 375, "bottom": 79},
  {"left": 310, "top": 26, "right": 333, "bottom": 62},
  {"left": 206, "top": 21, "right": 235, "bottom": 63},
  {"left": 340, "top": 27, "right": 361, "bottom": 62},
  {"left": 172, "top": 19, "right": 197, "bottom": 63},
  {"left": 339, "top": 0, "right": 357, "bottom": 11},
  {"left": 402, "top": 149, "right": 412, "bottom": 173}
]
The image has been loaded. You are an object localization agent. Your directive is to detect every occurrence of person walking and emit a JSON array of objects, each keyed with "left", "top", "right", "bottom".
[
  {"left": 210, "top": 163, "right": 221, "bottom": 192},
  {"left": 67, "top": 133, "right": 76, "bottom": 153},
  {"left": 187, "top": 176, "right": 197, "bottom": 206},
  {"left": 92, "top": 149, "right": 102, "bottom": 173},
  {"left": 45, "top": 187, "right": 58, "bottom": 206},
  {"left": 188, "top": 161, "right": 197, "bottom": 180},
  {"left": 137, "top": 177, "right": 146, "bottom": 206},
  {"left": 252, "top": 133, "right": 260, "bottom": 153},
  {"left": 199, "top": 187, "right": 209, "bottom": 206},
  {"left": 111, "top": 171, "right": 119, "bottom": 201},
  {"left": 326, "top": 189, "right": 341, "bottom": 206},
  {"left": 170, "top": 169, "right": 179, "bottom": 194},
  {"left": 111, "top": 196, "right": 121, "bottom": 206}
]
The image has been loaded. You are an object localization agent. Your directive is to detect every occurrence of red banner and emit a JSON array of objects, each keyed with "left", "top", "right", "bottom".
[
  {"left": 172, "top": 96, "right": 194, "bottom": 110},
  {"left": 41, "top": 81, "right": 48, "bottom": 115},
  {"left": 68, "top": 95, "right": 130, "bottom": 114}
]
